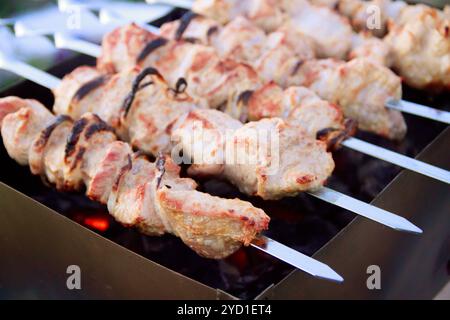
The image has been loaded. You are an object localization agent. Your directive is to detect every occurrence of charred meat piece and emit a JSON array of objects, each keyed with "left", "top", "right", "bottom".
[
  {"left": 172, "top": 109, "right": 335, "bottom": 200},
  {"left": 288, "top": 58, "right": 406, "bottom": 140},
  {"left": 384, "top": 5, "right": 450, "bottom": 91},
  {"left": 53, "top": 66, "right": 108, "bottom": 118}
]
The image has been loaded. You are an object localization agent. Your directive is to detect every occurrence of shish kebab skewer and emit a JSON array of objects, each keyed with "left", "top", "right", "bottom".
[
  {"left": 0, "top": 101, "right": 272, "bottom": 259},
  {"left": 156, "top": 12, "right": 450, "bottom": 123},
  {"left": 286, "top": 0, "right": 450, "bottom": 92},
  {"left": 149, "top": 0, "right": 450, "bottom": 94},
  {"left": 342, "top": 1, "right": 450, "bottom": 92},
  {"left": 0, "top": 72, "right": 347, "bottom": 284},
  {"left": 0, "top": 52, "right": 424, "bottom": 234},
  {"left": 148, "top": 0, "right": 353, "bottom": 59},
  {"left": 48, "top": 27, "right": 450, "bottom": 184},
  {"left": 140, "top": 4, "right": 450, "bottom": 124}
]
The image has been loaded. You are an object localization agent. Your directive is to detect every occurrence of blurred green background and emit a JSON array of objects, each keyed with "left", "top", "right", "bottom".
[{"left": 0, "top": 0, "right": 56, "bottom": 18}]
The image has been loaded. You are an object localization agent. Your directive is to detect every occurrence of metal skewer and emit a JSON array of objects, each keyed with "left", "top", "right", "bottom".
[
  {"left": 58, "top": 0, "right": 112, "bottom": 11},
  {"left": 54, "top": 32, "right": 102, "bottom": 58},
  {"left": 252, "top": 236, "right": 343, "bottom": 282},
  {"left": 0, "top": 54, "right": 344, "bottom": 283},
  {"left": 0, "top": 50, "right": 424, "bottom": 234},
  {"left": 0, "top": 52, "right": 60, "bottom": 90},
  {"left": 50, "top": 33, "right": 450, "bottom": 185},
  {"left": 98, "top": 9, "right": 161, "bottom": 34},
  {"left": 309, "top": 187, "right": 422, "bottom": 233},
  {"left": 147, "top": 0, "right": 193, "bottom": 8},
  {"left": 146, "top": 0, "right": 450, "bottom": 125},
  {"left": 342, "top": 138, "right": 450, "bottom": 184},
  {"left": 386, "top": 99, "right": 450, "bottom": 125}
]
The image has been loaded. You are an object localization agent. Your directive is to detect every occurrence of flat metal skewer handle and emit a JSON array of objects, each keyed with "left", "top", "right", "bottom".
[
  {"left": 252, "top": 236, "right": 344, "bottom": 282},
  {"left": 386, "top": 99, "right": 450, "bottom": 125},
  {"left": 146, "top": 0, "right": 193, "bottom": 9},
  {"left": 54, "top": 32, "right": 102, "bottom": 58},
  {"left": 98, "top": 9, "right": 161, "bottom": 34},
  {"left": 342, "top": 137, "right": 450, "bottom": 184},
  {"left": 0, "top": 53, "right": 60, "bottom": 90},
  {"left": 309, "top": 187, "right": 422, "bottom": 234}
]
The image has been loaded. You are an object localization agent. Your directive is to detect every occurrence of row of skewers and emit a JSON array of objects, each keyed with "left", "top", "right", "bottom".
[
  {"left": 0, "top": 0, "right": 448, "bottom": 282},
  {"left": 157, "top": 0, "right": 449, "bottom": 91}
]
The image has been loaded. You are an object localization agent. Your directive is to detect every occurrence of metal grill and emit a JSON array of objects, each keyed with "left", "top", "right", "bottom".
[{"left": 0, "top": 1, "right": 449, "bottom": 299}]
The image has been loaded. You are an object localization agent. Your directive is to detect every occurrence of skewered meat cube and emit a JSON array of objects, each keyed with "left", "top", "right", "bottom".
[
  {"left": 158, "top": 188, "right": 269, "bottom": 258},
  {"left": 98, "top": 66, "right": 199, "bottom": 154},
  {"left": 64, "top": 113, "right": 117, "bottom": 191},
  {"left": 172, "top": 109, "right": 335, "bottom": 200},
  {"left": 53, "top": 66, "right": 109, "bottom": 118},
  {"left": 209, "top": 15, "right": 267, "bottom": 63},
  {"left": 0, "top": 96, "right": 34, "bottom": 126},
  {"left": 280, "top": 0, "right": 353, "bottom": 59},
  {"left": 384, "top": 5, "right": 450, "bottom": 90},
  {"left": 288, "top": 58, "right": 406, "bottom": 140},
  {"left": 338, "top": 0, "right": 407, "bottom": 36},
  {"left": 86, "top": 140, "right": 133, "bottom": 203},
  {"left": 31, "top": 116, "right": 73, "bottom": 189},
  {"left": 98, "top": 23, "right": 159, "bottom": 73},
  {"left": 0, "top": 98, "right": 53, "bottom": 165},
  {"left": 107, "top": 152, "right": 196, "bottom": 236},
  {"left": 192, "top": 0, "right": 286, "bottom": 32},
  {"left": 254, "top": 24, "right": 315, "bottom": 84},
  {"left": 245, "top": 82, "right": 351, "bottom": 144},
  {"left": 349, "top": 32, "right": 393, "bottom": 67}
]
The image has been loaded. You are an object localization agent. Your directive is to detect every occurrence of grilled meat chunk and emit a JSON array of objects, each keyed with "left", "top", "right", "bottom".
[
  {"left": 98, "top": 23, "right": 160, "bottom": 73},
  {"left": 192, "top": 0, "right": 286, "bottom": 31},
  {"left": 158, "top": 188, "right": 270, "bottom": 258},
  {"left": 384, "top": 5, "right": 450, "bottom": 91},
  {"left": 0, "top": 98, "right": 53, "bottom": 165},
  {"left": 338, "top": 0, "right": 407, "bottom": 36},
  {"left": 288, "top": 58, "right": 406, "bottom": 140},
  {"left": 172, "top": 109, "right": 335, "bottom": 200},
  {"left": 53, "top": 66, "right": 108, "bottom": 118},
  {"left": 349, "top": 32, "right": 393, "bottom": 67},
  {"left": 280, "top": 0, "right": 353, "bottom": 59},
  {"left": 246, "top": 83, "right": 347, "bottom": 141}
]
